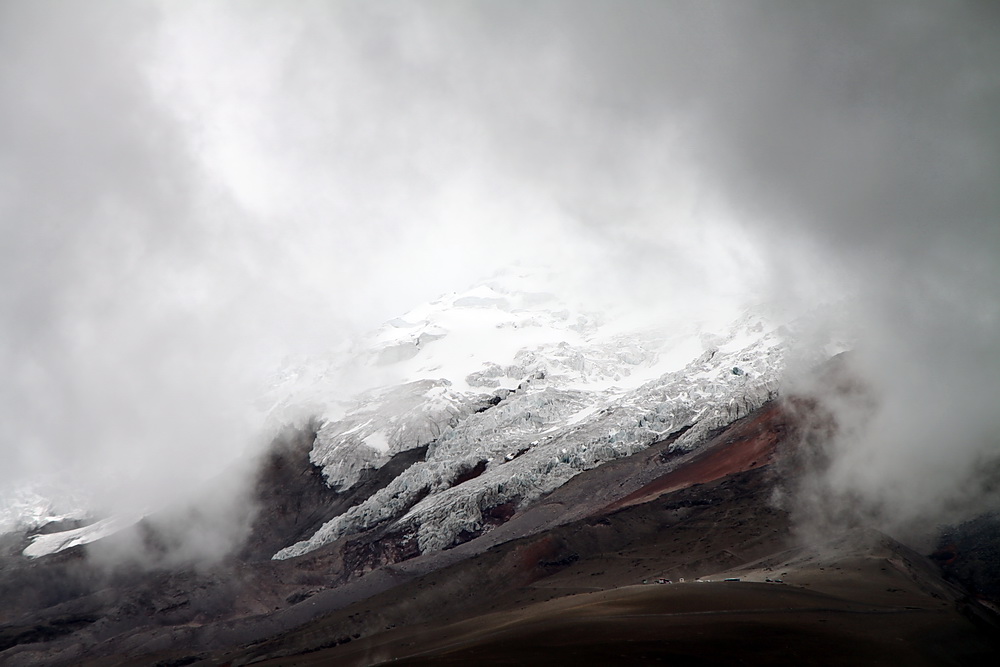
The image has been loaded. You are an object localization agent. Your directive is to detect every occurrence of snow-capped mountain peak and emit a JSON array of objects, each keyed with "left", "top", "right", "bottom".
[{"left": 272, "top": 275, "right": 788, "bottom": 559}]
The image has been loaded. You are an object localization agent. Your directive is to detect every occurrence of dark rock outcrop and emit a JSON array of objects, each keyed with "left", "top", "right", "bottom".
[{"left": 238, "top": 425, "right": 429, "bottom": 561}]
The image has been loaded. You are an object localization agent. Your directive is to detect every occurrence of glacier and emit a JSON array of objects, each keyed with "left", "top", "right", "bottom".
[{"left": 274, "top": 275, "right": 788, "bottom": 559}]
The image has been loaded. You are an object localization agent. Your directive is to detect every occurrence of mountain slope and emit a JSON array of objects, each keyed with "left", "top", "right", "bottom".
[
  {"left": 1, "top": 279, "right": 995, "bottom": 665},
  {"left": 2, "top": 397, "right": 997, "bottom": 666},
  {"left": 272, "top": 277, "right": 786, "bottom": 560}
]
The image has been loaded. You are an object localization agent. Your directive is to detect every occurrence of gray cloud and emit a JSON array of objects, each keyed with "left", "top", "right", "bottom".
[
  {"left": 0, "top": 2, "right": 267, "bottom": 518},
  {"left": 2, "top": 1, "right": 998, "bottom": 555}
]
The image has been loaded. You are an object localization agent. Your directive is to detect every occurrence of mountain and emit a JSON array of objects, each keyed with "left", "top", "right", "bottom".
[
  {"left": 270, "top": 275, "right": 785, "bottom": 561},
  {"left": 0, "top": 275, "right": 997, "bottom": 665},
  {"left": 12, "top": 271, "right": 788, "bottom": 562}
]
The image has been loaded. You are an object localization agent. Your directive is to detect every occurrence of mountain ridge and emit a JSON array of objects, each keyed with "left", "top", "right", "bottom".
[{"left": 1, "top": 279, "right": 996, "bottom": 665}]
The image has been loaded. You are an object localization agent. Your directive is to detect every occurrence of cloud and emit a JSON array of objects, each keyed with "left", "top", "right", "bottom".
[
  {"left": 684, "top": 1, "right": 1000, "bottom": 539},
  {"left": 0, "top": 2, "right": 270, "bottom": 531},
  {"left": 1, "top": 1, "right": 997, "bottom": 559}
]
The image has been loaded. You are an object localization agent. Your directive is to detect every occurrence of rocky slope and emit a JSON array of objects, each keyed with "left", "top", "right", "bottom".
[
  {"left": 1, "top": 277, "right": 996, "bottom": 665},
  {"left": 1, "top": 395, "right": 997, "bottom": 666}
]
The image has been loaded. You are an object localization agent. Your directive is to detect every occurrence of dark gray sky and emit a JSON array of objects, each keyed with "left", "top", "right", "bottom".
[{"left": 1, "top": 1, "right": 998, "bottom": 539}]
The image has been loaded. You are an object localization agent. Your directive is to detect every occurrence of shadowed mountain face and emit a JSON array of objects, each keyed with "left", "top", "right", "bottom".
[
  {"left": 237, "top": 425, "right": 432, "bottom": 563},
  {"left": 1, "top": 400, "right": 998, "bottom": 666}
]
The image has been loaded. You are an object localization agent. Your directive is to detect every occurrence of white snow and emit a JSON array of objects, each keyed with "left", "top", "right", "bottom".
[
  {"left": 272, "top": 272, "right": 796, "bottom": 560},
  {"left": 362, "top": 430, "right": 390, "bottom": 453},
  {"left": 22, "top": 514, "right": 142, "bottom": 558}
]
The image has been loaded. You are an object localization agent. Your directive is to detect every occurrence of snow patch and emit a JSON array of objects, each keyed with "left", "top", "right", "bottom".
[
  {"left": 23, "top": 514, "right": 142, "bottom": 558},
  {"left": 362, "top": 430, "right": 390, "bottom": 453}
]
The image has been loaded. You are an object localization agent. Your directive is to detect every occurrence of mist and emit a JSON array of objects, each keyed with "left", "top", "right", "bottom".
[{"left": 2, "top": 1, "right": 998, "bottom": 560}]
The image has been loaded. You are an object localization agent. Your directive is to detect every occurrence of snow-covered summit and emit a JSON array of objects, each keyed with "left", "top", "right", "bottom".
[
  {"left": 274, "top": 272, "right": 790, "bottom": 559},
  {"left": 290, "top": 269, "right": 778, "bottom": 490}
]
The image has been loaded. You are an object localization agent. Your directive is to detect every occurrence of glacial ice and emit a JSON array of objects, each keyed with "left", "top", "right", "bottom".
[
  {"left": 274, "top": 286, "right": 786, "bottom": 560},
  {"left": 310, "top": 379, "right": 485, "bottom": 491}
]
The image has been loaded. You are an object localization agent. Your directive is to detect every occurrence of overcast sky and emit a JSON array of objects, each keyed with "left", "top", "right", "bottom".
[{"left": 1, "top": 1, "right": 998, "bottom": 541}]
